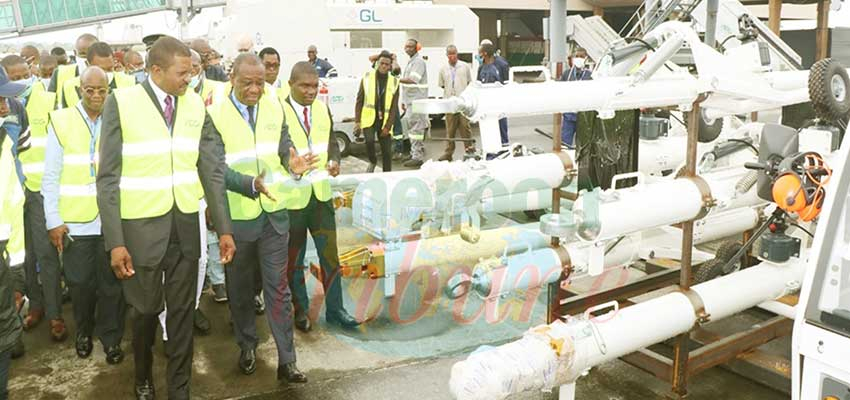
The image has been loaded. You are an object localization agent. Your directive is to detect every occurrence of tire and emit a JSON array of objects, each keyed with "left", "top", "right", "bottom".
[
  {"left": 694, "top": 258, "right": 725, "bottom": 284},
  {"left": 809, "top": 58, "right": 850, "bottom": 122},
  {"left": 683, "top": 109, "right": 723, "bottom": 143},
  {"left": 715, "top": 240, "right": 744, "bottom": 275},
  {"left": 334, "top": 131, "right": 352, "bottom": 158}
]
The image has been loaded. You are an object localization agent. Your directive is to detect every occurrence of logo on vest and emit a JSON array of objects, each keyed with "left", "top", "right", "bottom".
[{"left": 184, "top": 119, "right": 202, "bottom": 128}]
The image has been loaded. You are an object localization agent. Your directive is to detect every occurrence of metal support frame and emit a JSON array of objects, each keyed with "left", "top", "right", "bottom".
[
  {"left": 548, "top": 59, "right": 566, "bottom": 324},
  {"left": 816, "top": 0, "right": 830, "bottom": 61}
]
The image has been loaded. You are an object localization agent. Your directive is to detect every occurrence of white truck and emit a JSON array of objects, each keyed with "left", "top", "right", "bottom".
[{"left": 209, "top": 0, "right": 480, "bottom": 155}]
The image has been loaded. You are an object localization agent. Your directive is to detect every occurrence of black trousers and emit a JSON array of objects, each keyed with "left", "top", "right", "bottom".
[
  {"left": 63, "top": 235, "right": 125, "bottom": 347},
  {"left": 225, "top": 218, "right": 295, "bottom": 365},
  {"left": 122, "top": 224, "right": 197, "bottom": 399},
  {"left": 287, "top": 195, "right": 343, "bottom": 320},
  {"left": 23, "top": 189, "right": 62, "bottom": 320},
  {"left": 365, "top": 126, "right": 393, "bottom": 172}
]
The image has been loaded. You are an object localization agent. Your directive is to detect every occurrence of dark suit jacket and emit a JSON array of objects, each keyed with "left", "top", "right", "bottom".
[
  {"left": 96, "top": 80, "right": 232, "bottom": 266},
  {"left": 213, "top": 94, "right": 295, "bottom": 242}
]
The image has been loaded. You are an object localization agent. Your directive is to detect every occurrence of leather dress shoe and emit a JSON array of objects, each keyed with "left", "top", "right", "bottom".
[
  {"left": 294, "top": 314, "right": 312, "bottom": 333},
  {"left": 105, "top": 345, "right": 124, "bottom": 365},
  {"left": 366, "top": 163, "right": 376, "bottom": 173},
  {"left": 194, "top": 308, "right": 211, "bottom": 334},
  {"left": 326, "top": 309, "right": 360, "bottom": 330},
  {"left": 135, "top": 380, "right": 155, "bottom": 400},
  {"left": 75, "top": 333, "right": 93, "bottom": 358},
  {"left": 49, "top": 318, "right": 68, "bottom": 342},
  {"left": 239, "top": 348, "right": 257, "bottom": 375},
  {"left": 22, "top": 308, "right": 43, "bottom": 331},
  {"left": 277, "top": 363, "right": 307, "bottom": 383}
]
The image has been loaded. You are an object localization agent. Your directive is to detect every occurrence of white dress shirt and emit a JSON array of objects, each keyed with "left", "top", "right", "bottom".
[{"left": 148, "top": 78, "right": 175, "bottom": 120}]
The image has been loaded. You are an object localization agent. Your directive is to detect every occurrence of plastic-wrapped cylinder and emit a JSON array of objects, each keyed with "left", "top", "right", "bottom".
[{"left": 573, "top": 178, "right": 704, "bottom": 242}]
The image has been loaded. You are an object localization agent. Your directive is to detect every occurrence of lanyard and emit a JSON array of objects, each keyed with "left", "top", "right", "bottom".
[{"left": 74, "top": 107, "right": 99, "bottom": 177}]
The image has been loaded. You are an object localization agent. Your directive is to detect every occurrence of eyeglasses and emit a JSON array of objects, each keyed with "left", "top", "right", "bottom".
[{"left": 83, "top": 87, "right": 109, "bottom": 96}]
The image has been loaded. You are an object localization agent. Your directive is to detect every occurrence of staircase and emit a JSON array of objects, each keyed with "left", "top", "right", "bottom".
[
  {"left": 565, "top": 15, "right": 621, "bottom": 64},
  {"left": 619, "top": 0, "right": 702, "bottom": 39}
]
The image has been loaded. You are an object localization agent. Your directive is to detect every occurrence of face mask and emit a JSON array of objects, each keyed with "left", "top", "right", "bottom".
[
  {"left": 189, "top": 74, "right": 201, "bottom": 89},
  {"left": 475, "top": 54, "right": 483, "bottom": 64},
  {"left": 573, "top": 57, "right": 586, "bottom": 69},
  {"left": 12, "top": 76, "right": 35, "bottom": 99}
]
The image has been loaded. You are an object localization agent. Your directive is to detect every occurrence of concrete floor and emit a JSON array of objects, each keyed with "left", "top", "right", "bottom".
[{"left": 7, "top": 116, "right": 791, "bottom": 399}]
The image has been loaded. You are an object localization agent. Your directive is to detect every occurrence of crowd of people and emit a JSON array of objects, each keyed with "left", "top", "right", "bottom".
[{"left": 0, "top": 31, "right": 592, "bottom": 399}]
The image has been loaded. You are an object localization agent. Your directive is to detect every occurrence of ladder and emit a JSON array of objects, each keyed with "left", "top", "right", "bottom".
[
  {"left": 566, "top": 15, "right": 621, "bottom": 63},
  {"left": 620, "top": 0, "right": 703, "bottom": 40}
]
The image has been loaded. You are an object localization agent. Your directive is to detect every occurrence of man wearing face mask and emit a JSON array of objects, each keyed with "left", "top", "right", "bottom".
[
  {"left": 58, "top": 42, "right": 136, "bottom": 109},
  {"left": 42, "top": 67, "right": 126, "bottom": 364},
  {"left": 1, "top": 55, "right": 65, "bottom": 340},
  {"left": 190, "top": 39, "right": 228, "bottom": 83},
  {"left": 48, "top": 34, "right": 98, "bottom": 96},
  {"left": 123, "top": 50, "right": 146, "bottom": 84},
  {"left": 559, "top": 48, "right": 592, "bottom": 149},
  {"left": 189, "top": 49, "right": 220, "bottom": 104}
]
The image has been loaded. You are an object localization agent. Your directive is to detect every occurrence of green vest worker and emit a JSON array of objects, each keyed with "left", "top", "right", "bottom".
[
  {"left": 95, "top": 36, "right": 234, "bottom": 400},
  {"left": 42, "top": 66, "right": 126, "bottom": 365},
  {"left": 284, "top": 61, "right": 360, "bottom": 334},
  {"left": 0, "top": 55, "right": 65, "bottom": 338},
  {"left": 206, "top": 52, "right": 315, "bottom": 384},
  {"left": 58, "top": 41, "right": 136, "bottom": 109},
  {"left": 0, "top": 125, "right": 24, "bottom": 397},
  {"left": 188, "top": 48, "right": 222, "bottom": 104},
  {"left": 49, "top": 33, "right": 99, "bottom": 102},
  {"left": 354, "top": 51, "right": 400, "bottom": 173}
]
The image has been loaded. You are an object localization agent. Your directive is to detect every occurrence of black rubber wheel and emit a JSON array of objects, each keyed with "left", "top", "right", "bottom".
[
  {"left": 684, "top": 109, "right": 723, "bottom": 143},
  {"left": 694, "top": 258, "right": 725, "bottom": 284},
  {"left": 334, "top": 131, "right": 352, "bottom": 158},
  {"left": 809, "top": 58, "right": 850, "bottom": 122},
  {"left": 715, "top": 240, "right": 744, "bottom": 275}
]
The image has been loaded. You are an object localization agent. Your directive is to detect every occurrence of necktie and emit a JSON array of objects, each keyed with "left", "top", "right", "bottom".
[
  {"left": 164, "top": 95, "right": 174, "bottom": 129},
  {"left": 302, "top": 107, "right": 311, "bottom": 135},
  {"left": 247, "top": 105, "right": 256, "bottom": 131}
]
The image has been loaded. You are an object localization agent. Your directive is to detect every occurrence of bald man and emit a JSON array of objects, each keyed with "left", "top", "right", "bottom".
[
  {"left": 190, "top": 38, "right": 227, "bottom": 82},
  {"left": 48, "top": 33, "right": 98, "bottom": 94},
  {"left": 306, "top": 45, "right": 335, "bottom": 78},
  {"left": 43, "top": 66, "right": 126, "bottom": 364},
  {"left": 235, "top": 34, "right": 254, "bottom": 54}
]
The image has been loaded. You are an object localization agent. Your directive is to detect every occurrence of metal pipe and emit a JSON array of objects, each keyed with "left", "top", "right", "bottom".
[
  {"left": 549, "top": 0, "right": 567, "bottom": 76},
  {"left": 758, "top": 300, "right": 797, "bottom": 319},
  {"left": 448, "top": 256, "right": 807, "bottom": 400},
  {"left": 704, "top": 0, "right": 719, "bottom": 47}
]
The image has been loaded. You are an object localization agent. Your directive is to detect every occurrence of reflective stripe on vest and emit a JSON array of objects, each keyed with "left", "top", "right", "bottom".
[
  {"left": 282, "top": 98, "right": 332, "bottom": 210},
  {"left": 208, "top": 91, "right": 290, "bottom": 220},
  {"left": 360, "top": 70, "right": 398, "bottom": 131},
  {"left": 113, "top": 84, "right": 205, "bottom": 219},
  {"left": 49, "top": 107, "right": 100, "bottom": 224},
  {"left": 62, "top": 72, "right": 136, "bottom": 108},
  {"left": 19, "top": 87, "right": 57, "bottom": 192}
]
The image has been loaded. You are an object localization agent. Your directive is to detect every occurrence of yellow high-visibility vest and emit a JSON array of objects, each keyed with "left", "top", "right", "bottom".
[
  {"left": 282, "top": 97, "right": 332, "bottom": 210},
  {"left": 61, "top": 72, "right": 136, "bottom": 108},
  {"left": 54, "top": 65, "right": 78, "bottom": 98},
  {"left": 359, "top": 70, "right": 398, "bottom": 131},
  {"left": 0, "top": 137, "right": 25, "bottom": 265},
  {"left": 199, "top": 79, "right": 222, "bottom": 103},
  {"left": 49, "top": 107, "right": 100, "bottom": 224},
  {"left": 113, "top": 84, "right": 205, "bottom": 219},
  {"left": 208, "top": 90, "right": 291, "bottom": 220},
  {"left": 18, "top": 86, "right": 57, "bottom": 192}
]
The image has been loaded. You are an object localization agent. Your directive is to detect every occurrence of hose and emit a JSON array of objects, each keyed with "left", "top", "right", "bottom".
[{"left": 735, "top": 171, "right": 759, "bottom": 194}]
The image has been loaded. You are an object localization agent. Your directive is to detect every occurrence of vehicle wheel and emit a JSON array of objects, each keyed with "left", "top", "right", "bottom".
[
  {"left": 694, "top": 258, "right": 725, "bottom": 284},
  {"left": 809, "top": 58, "right": 850, "bottom": 122},
  {"left": 715, "top": 240, "right": 744, "bottom": 275},
  {"left": 683, "top": 109, "right": 723, "bottom": 143},
  {"left": 334, "top": 131, "right": 352, "bottom": 158}
]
